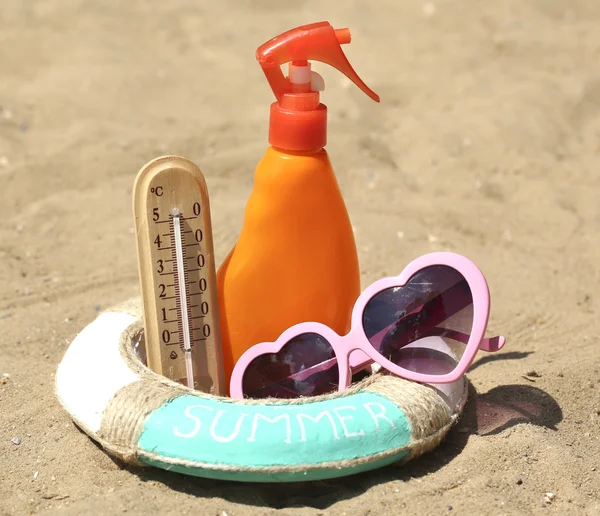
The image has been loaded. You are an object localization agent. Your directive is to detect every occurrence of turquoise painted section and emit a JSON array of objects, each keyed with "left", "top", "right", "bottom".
[
  {"left": 140, "top": 449, "right": 409, "bottom": 482},
  {"left": 138, "top": 392, "right": 411, "bottom": 470}
]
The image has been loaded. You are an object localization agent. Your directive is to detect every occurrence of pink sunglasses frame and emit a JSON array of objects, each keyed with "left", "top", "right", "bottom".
[{"left": 229, "top": 252, "right": 506, "bottom": 399}]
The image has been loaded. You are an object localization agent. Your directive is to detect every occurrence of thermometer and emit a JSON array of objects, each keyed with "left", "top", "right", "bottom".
[{"left": 133, "top": 156, "right": 225, "bottom": 395}]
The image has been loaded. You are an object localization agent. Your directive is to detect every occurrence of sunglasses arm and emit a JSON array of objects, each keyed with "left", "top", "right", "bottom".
[
  {"left": 479, "top": 335, "right": 506, "bottom": 352},
  {"left": 348, "top": 330, "right": 506, "bottom": 372},
  {"left": 429, "top": 328, "right": 506, "bottom": 352},
  {"left": 349, "top": 349, "right": 372, "bottom": 370}
]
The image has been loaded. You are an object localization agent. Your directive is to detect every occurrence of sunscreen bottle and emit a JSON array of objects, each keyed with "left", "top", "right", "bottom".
[{"left": 217, "top": 22, "right": 380, "bottom": 385}]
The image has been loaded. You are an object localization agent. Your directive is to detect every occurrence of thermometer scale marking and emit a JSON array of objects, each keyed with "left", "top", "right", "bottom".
[{"left": 172, "top": 211, "right": 194, "bottom": 388}]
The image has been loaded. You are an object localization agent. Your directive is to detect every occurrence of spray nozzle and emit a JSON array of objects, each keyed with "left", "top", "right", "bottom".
[
  {"left": 256, "top": 22, "right": 380, "bottom": 151},
  {"left": 256, "top": 22, "right": 380, "bottom": 103}
]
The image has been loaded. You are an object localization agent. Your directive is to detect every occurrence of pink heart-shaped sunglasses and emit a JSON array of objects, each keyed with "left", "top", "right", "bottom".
[{"left": 229, "top": 252, "right": 506, "bottom": 399}]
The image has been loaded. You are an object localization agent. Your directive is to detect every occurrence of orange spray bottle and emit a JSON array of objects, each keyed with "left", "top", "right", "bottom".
[{"left": 217, "top": 22, "right": 380, "bottom": 386}]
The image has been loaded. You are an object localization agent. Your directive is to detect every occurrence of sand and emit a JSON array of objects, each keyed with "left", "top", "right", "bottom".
[{"left": 1, "top": 0, "right": 600, "bottom": 514}]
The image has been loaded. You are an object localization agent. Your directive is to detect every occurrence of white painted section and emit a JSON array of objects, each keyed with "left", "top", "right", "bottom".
[
  {"left": 55, "top": 312, "right": 140, "bottom": 432},
  {"left": 429, "top": 377, "right": 467, "bottom": 414}
]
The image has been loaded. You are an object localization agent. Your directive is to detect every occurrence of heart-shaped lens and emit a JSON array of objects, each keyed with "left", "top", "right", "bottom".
[
  {"left": 241, "top": 333, "right": 339, "bottom": 399},
  {"left": 362, "top": 265, "right": 473, "bottom": 377}
]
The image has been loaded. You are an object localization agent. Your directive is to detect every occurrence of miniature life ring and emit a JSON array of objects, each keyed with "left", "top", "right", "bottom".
[{"left": 55, "top": 299, "right": 468, "bottom": 482}]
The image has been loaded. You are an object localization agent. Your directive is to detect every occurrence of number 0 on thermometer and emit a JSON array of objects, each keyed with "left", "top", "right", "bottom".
[{"left": 133, "top": 156, "right": 225, "bottom": 395}]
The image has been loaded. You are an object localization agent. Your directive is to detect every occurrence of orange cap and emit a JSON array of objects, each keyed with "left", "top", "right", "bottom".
[{"left": 256, "top": 22, "right": 380, "bottom": 152}]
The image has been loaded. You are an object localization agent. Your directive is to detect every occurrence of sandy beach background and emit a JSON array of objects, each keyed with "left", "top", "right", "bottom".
[{"left": 1, "top": 0, "right": 600, "bottom": 514}]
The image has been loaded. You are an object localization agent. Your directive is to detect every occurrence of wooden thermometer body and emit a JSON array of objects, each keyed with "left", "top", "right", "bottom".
[{"left": 133, "top": 156, "right": 225, "bottom": 395}]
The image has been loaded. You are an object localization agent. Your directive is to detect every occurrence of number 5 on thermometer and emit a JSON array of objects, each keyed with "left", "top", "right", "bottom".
[{"left": 133, "top": 156, "right": 226, "bottom": 395}]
